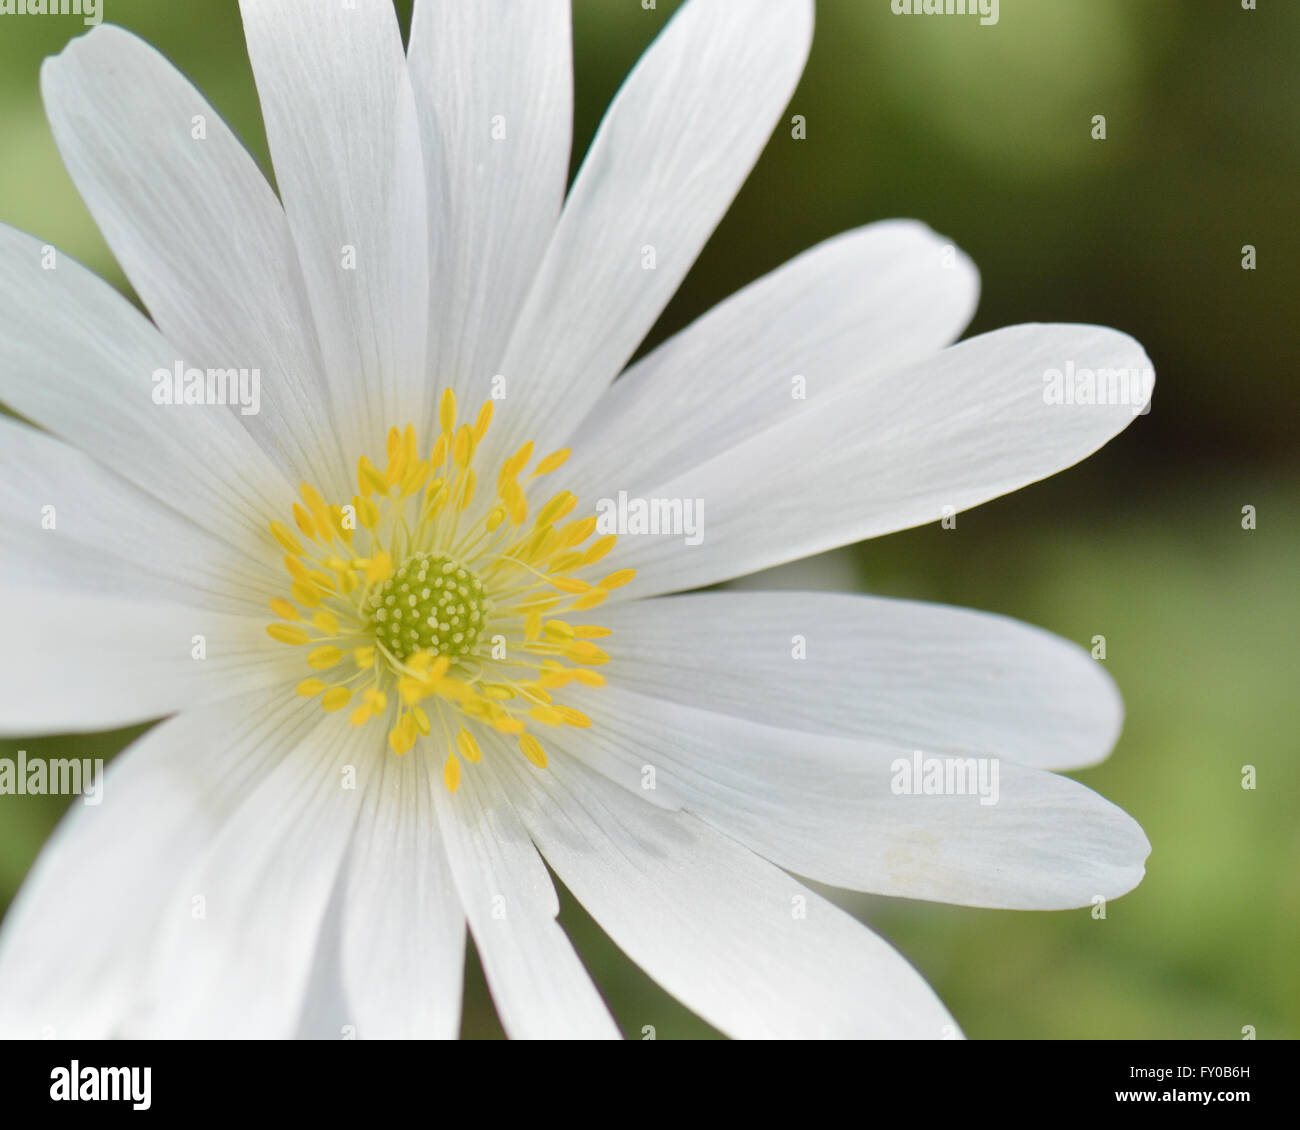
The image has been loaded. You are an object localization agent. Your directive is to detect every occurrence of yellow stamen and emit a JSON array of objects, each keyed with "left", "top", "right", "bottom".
[
  {"left": 308, "top": 646, "right": 343, "bottom": 670},
  {"left": 519, "top": 734, "right": 548, "bottom": 768},
  {"left": 267, "top": 623, "right": 310, "bottom": 646},
  {"left": 269, "top": 598, "right": 300, "bottom": 621},
  {"left": 270, "top": 522, "right": 303, "bottom": 554},
  {"left": 263, "top": 391, "right": 635, "bottom": 790}
]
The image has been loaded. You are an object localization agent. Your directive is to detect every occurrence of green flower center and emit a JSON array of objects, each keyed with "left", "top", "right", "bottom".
[{"left": 366, "top": 552, "right": 489, "bottom": 661}]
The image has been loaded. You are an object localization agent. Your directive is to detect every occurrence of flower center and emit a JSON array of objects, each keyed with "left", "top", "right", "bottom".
[
  {"left": 366, "top": 552, "right": 488, "bottom": 660},
  {"left": 263, "top": 389, "right": 633, "bottom": 793}
]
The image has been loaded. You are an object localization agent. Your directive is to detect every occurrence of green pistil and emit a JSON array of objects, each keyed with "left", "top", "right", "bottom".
[{"left": 366, "top": 552, "right": 488, "bottom": 660}]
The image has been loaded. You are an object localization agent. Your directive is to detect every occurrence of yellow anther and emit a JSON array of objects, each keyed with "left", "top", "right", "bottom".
[
  {"left": 407, "top": 653, "right": 449, "bottom": 679},
  {"left": 354, "top": 495, "right": 381, "bottom": 530},
  {"left": 531, "top": 448, "right": 570, "bottom": 477},
  {"left": 501, "top": 442, "right": 534, "bottom": 481},
  {"left": 312, "top": 611, "right": 340, "bottom": 636},
  {"left": 556, "top": 706, "right": 592, "bottom": 728},
  {"left": 456, "top": 729, "right": 482, "bottom": 763},
  {"left": 518, "top": 734, "right": 548, "bottom": 768},
  {"left": 389, "top": 715, "right": 417, "bottom": 755},
  {"left": 322, "top": 687, "right": 352, "bottom": 712},
  {"left": 270, "top": 522, "right": 304, "bottom": 555},
  {"left": 516, "top": 683, "right": 552, "bottom": 706},
  {"left": 473, "top": 400, "right": 493, "bottom": 443},
  {"left": 307, "top": 646, "right": 343, "bottom": 670},
  {"left": 297, "top": 678, "right": 327, "bottom": 697},
  {"left": 365, "top": 551, "right": 393, "bottom": 583},
  {"left": 430, "top": 432, "right": 449, "bottom": 467},
  {"left": 561, "top": 516, "right": 598, "bottom": 546},
  {"left": 536, "top": 491, "right": 576, "bottom": 527},
  {"left": 581, "top": 535, "right": 617, "bottom": 565},
  {"left": 501, "top": 479, "right": 527, "bottom": 525},
  {"left": 525, "top": 610, "right": 543, "bottom": 642},
  {"left": 299, "top": 482, "right": 332, "bottom": 536},
  {"left": 550, "top": 576, "right": 590, "bottom": 595},
  {"left": 522, "top": 525, "right": 555, "bottom": 562},
  {"left": 306, "top": 570, "right": 336, "bottom": 592},
  {"left": 439, "top": 388, "right": 457, "bottom": 435},
  {"left": 599, "top": 569, "right": 635, "bottom": 591},
  {"left": 292, "top": 503, "right": 318, "bottom": 539},
  {"left": 357, "top": 455, "right": 388, "bottom": 497},
  {"left": 267, "top": 623, "right": 310, "bottom": 645},
  {"left": 400, "top": 463, "right": 430, "bottom": 499},
  {"left": 547, "top": 550, "right": 583, "bottom": 573},
  {"left": 566, "top": 641, "right": 610, "bottom": 666},
  {"left": 269, "top": 598, "right": 300, "bottom": 621},
  {"left": 290, "top": 581, "right": 323, "bottom": 608}
]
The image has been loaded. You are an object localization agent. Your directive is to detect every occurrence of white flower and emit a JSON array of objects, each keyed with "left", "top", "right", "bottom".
[{"left": 0, "top": 0, "right": 1152, "bottom": 1039}]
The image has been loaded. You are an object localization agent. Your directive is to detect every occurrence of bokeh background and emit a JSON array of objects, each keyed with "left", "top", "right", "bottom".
[{"left": 1, "top": 0, "right": 1296, "bottom": 1039}]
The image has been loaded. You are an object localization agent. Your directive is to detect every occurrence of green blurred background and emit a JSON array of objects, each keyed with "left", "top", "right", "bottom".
[{"left": 1, "top": 0, "right": 1296, "bottom": 1039}]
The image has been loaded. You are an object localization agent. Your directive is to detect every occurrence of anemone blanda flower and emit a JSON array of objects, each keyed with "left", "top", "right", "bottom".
[{"left": 0, "top": 0, "right": 1153, "bottom": 1039}]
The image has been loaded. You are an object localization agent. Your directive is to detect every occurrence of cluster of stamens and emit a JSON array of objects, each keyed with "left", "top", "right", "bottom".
[{"left": 264, "top": 389, "right": 633, "bottom": 792}]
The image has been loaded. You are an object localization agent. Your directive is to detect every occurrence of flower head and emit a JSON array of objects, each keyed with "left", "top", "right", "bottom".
[{"left": 0, "top": 0, "right": 1152, "bottom": 1039}]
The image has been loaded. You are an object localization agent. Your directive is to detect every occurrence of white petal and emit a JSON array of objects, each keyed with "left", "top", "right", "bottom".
[
  {"left": 337, "top": 750, "right": 465, "bottom": 1039},
  {"left": 239, "top": 0, "right": 428, "bottom": 456},
  {"left": 602, "top": 591, "right": 1122, "bottom": 771},
  {"left": 0, "top": 688, "right": 333, "bottom": 1037},
  {"left": 0, "top": 224, "right": 296, "bottom": 546},
  {"left": 139, "top": 700, "right": 371, "bottom": 1037},
  {"left": 545, "top": 684, "right": 1151, "bottom": 909},
  {"left": 564, "top": 222, "right": 978, "bottom": 501},
  {"left": 0, "top": 414, "right": 279, "bottom": 613},
  {"left": 432, "top": 758, "right": 619, "bottom": 1039},
  {"left": 599, "top": 323, "right": 1155, "bottom": 598},
  {"left": 494, "top": 752, "right": 958, "bottom": 1039},
  {"left": 408, "top": 0, "right": 572, "bottom": 405},
  {"left": 0, "top": 594, "right": 297, "bottom": 736},
  {"left": 40, "top": 26, "right": 348, "bottom": 498},
  {"left": 483, "top": 0, "right": 814, "bottom": 463}
]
